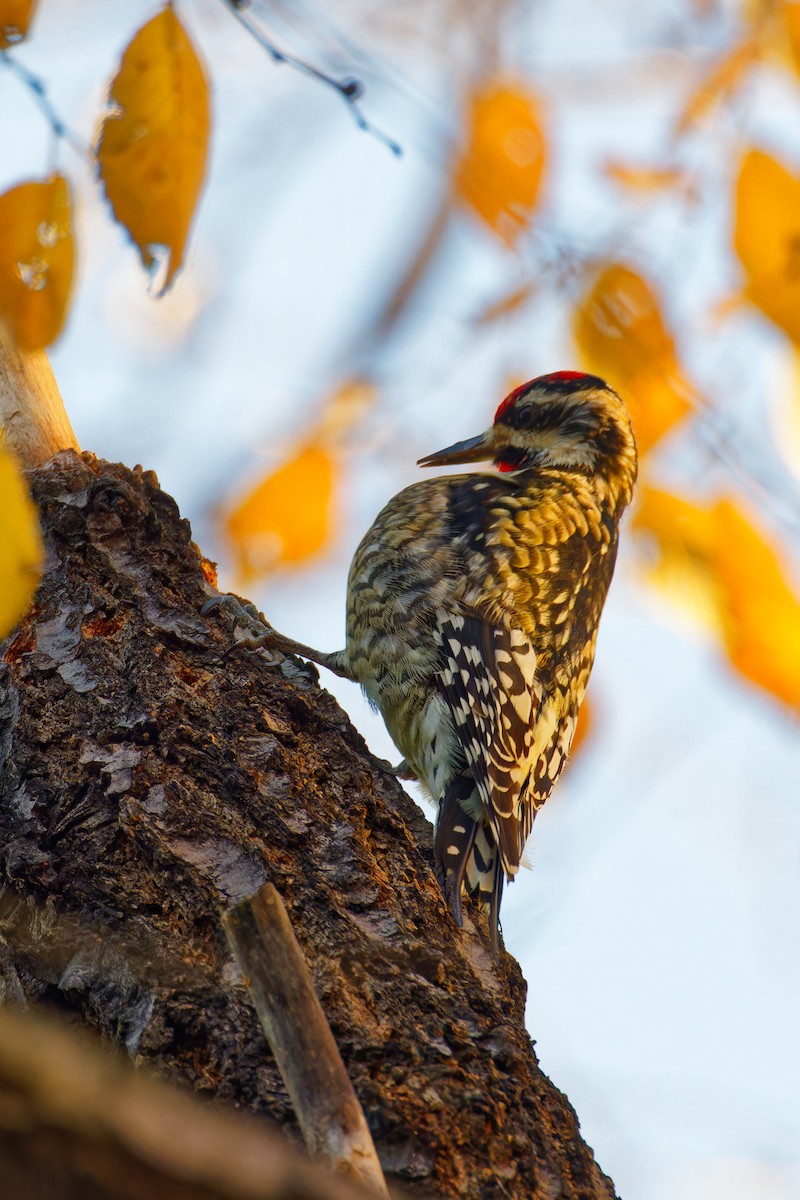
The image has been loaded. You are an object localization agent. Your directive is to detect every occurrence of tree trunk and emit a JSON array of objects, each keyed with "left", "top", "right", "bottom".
[{"left": 0, "top": 449, "right": 617, "bottom": 1200}]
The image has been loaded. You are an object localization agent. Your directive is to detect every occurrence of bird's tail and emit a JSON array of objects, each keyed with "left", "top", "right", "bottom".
[{"left": 435, "top": 775, "right": 504, "bottom": 956}]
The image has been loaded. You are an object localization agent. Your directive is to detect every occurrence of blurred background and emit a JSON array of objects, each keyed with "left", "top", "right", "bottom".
[{"left": 2, "top": 0, "right": 800, "bottom": 1195}]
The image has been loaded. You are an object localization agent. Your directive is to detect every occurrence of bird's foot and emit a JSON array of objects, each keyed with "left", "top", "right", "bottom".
[
  {"left": 201, "top": 593, "right": 283, "bottom": 658},
  {"left": 390, "top": 759, "right": 418, "bottom": 781}
]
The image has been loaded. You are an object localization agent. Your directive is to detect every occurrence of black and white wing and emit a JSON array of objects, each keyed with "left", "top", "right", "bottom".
[{"left": 435, "top": 611, "right": 541, "bottom": 877}]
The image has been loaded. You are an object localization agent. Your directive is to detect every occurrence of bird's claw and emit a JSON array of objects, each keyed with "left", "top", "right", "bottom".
[
  {"left": 390, "top": 759, "right": 418, "bottom": 781},
  {"left": 201, "top": 593, "right": 281, "bottom": 655}
]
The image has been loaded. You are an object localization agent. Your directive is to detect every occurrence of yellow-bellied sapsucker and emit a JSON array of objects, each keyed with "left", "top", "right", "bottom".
[{"left": 205, "top": 371, "right": 637, "bottom": 955}]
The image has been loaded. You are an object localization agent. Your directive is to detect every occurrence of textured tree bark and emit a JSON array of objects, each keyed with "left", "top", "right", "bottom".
[{"left": 0, "top": 449, "right": 617, "bottom": 1200}]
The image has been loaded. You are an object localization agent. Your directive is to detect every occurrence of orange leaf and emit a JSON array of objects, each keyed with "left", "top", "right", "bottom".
[
  {"left": 712, "top": 499, "right": 800, "bottom": 711},
  {"left": 569, "top": 696, "right": 593, "bottom": 759},
  {"left": 572, "top": 264, "right": 691, "bottom": 454},
  {"left": 471, "top": 283, "right": 537, "bottom": 327},
  {"left": 0, "top": 444, "right": 43, "bottom": 638},
  {"left": 634, "top": 485, "right": 800, "bottom": 711},
  {"left": 97, "top": 7, "right": 210, "bottom": 293},
  {"left": 223, "top": 444, "right": 336, "bottom": 581},
  {"left": 455, "top": 82, "right": 546, "bottom": 245},
  {"left": 676, "top": 39, "right": 758, "bottom": 134},
  {"left": 0, "top": 0, "right": 37, "bottom": 47},
  {"left": 781, "top": 2, "right": 800, "bottom": 74},
  {"left": 0, "top": 175, "right": 74, "bottom": 349},
  {"left": 318, "top": 378, "right": 376, "bottom": 443},
  {"left": 603, "top": 161, "right": 687, "bottom": 194},
  {"left": 631, "top": 485, "right": 721, "bottom": 628},
  {"left": 734, "top": 149, "right": 800, "bottom": 344}
]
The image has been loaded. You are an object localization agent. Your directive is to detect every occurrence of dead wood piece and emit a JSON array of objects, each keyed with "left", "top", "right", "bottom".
[
  {"left": 224, "top": 883, "right": 390, "bottom": 1197},
  {"left": 0, "top": 323, "right": 80, "bottom": 467}
]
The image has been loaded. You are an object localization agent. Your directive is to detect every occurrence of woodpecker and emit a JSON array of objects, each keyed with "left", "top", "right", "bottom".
[{"left": 205, "top": 371, "right": 637, "bottom": 955}]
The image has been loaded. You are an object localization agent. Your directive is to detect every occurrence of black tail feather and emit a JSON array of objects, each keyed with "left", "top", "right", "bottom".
[
  {"left": 434, "top": 775, "right": 479, "bottom": 929},
  {"left": 489, "top": 861, "right": 504, "bottom": 958}
]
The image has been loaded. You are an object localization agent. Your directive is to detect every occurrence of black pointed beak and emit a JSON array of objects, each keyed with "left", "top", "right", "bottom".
[{"left": 417, "top": 431, "right": 493, "bottom": 468}]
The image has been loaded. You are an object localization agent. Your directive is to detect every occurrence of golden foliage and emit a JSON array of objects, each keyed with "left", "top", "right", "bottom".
[
  {"left": 714, "top": 499, "right": 800, "bottom": 711},
  {"left": 632, "top": 486, "right": 721, "bottom": 628},
  {"left": 602, "top": 161, "right": 688, "bottom": 195},
  {"left": 0, "top": 175, "right": 74, "bottom": 349},
  {"left": 0, "top": 0, "right": 36, "bottom": 47},
  {"left": 734, "top": 149, "right": 800, "bottom": 343},
  {"left": 318, "top": 378, "right": 376, "bottom": 442},
  {"left": 569, "top": 697, "right": 592, "bottom": 759},
  {"left": 573, "top": 264, "right": 691, "bottom": 454},
  {"left": 472, "top": 284, "right": 537, "bottom": 327},
  {"left": 0, "top": 445, "right": 43, "bottom": 638},
  {"left": 224, "top": 444, "right": 336, "bottom": 580},
  {"left": 783, "top": 2, "right": 800, "bottom": 72},
  {"left": 221, "top": 379, "right": 374, "bottom": 583},
  {"left": 676, "top": 39, "right": 759, "bottom": 133},
  {"left": 455, "top": 82, "right": 546, "bottom": 244},
  {"left": 97, "top": 8, "right": 210, "bottom": 293},
  {"left": 634, "top": 485, "right": 800, "bottom": 711}
]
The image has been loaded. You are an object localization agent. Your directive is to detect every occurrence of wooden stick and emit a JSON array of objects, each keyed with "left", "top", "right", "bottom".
[
  {"left": 0, "top": 323, "right": 80, "bottom": 468},
  {"left": 222, "top": 884, "right": 390, "bottom": 1198}
]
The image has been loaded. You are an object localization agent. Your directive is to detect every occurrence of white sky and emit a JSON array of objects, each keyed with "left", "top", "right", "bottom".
[{"left": 4, "top": 1, "right": 800, "bottom": 1196}]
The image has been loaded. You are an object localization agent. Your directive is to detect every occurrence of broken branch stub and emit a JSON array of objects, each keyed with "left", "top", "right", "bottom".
[{"left": 223, "top": 883, "right": 390, "bottom": 1198}]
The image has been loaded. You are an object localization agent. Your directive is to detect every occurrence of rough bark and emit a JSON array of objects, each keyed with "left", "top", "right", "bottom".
[{"left": 0, "top": 449, "right": 617, "bottom": 1200}]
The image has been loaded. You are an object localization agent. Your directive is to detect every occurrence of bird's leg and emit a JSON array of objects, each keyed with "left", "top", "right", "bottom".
[
  {"left": 201, "top": 594, "right": 353, "bottom": 680},
  {"left": 390, "top": 759, "right": 418, "bottom": 781}
]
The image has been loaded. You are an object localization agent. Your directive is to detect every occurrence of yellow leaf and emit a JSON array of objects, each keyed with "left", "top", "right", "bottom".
[
  {"left": 603, "top": 161, "right": 687, "bottom": 194},
  {"left": 634, "top": 485, "right": 800, "bottom": 712},
  {"left": 224, "top": 444, "right": 335, "bottom": 581},
  {"left": 569, "top": 696, "right": 593, "bottom": 760},
  {"left": 734, "top": 149, "right": 800, "bottom": 344},
  {"left": 632, "top": 486, "right": 722, "bottom": 629},
  {"left": 471, "top": 283, "right": 537, "bottom": 327},
  {"left": 573, "top": 264, "right": 691, "bottom": 454},
  {"left": 455, "top": 82, "right": 546, "bottom": 244},
  {"left": 318, "top": 378, "right": 376, "bottom": 443},
  {"left": 0, "top": 0, "right": 37, "bottom": 47},
  {"left": 0, "top": 445, "right": 42, "bottom": 638},
  {"left": 713, "top": 499, "right": 800, "bottom": 711},
  {"left": 780, "top": 2, "right": 800, "bottom": 74},
  {"left": 676, "top": 39, "right": 758, "bottom": 134},
  {"left": 97, "top": 7, "right": 210, "bottom": 293},
  {"left": 0, "top": 175, "right": 74, "bottom": 350}
]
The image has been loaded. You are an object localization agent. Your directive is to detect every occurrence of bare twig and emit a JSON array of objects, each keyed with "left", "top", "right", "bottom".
[
  {"left": 222, "top": 0, "right": 402, "bottom": 156},
  {"left": 222, "top": 883, "right": 390, "bottom": 1198},
  {"left": 0, "top": 52, "right": 91, "bottom": 162},
  {"left": 0, "top": 324, "right": 80, "bottom": 467}
]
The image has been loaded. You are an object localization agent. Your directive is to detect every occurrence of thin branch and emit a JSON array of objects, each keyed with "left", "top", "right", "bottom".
[
  {"left": 222, "top": 0, "right": 402, "bottom": 157},
  {"left": 222, "top": 883, "right": 390, "bottom": 1198},
  {"left": 0, "top": 324, "right": 80, "bottom": 468},
  {"left": 0, "top": 52, "right": 92, "bottom": 163}
]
